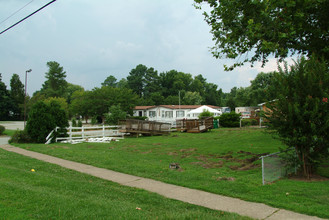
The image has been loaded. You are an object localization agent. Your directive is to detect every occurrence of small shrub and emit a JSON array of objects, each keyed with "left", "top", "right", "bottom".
[
  {"left": 9, "top": 130, "right": 31, "bottom": 143},
  {"left": 198, "top": 110, "right": 214, "bottom": 119},
  {"left": 241, "top": 119, "right": 258, "bottom": 127},
  {"left": 91, "top": 116, "right": 98, "bottom": 125},
  {"left": 127, "top": 116, "right": 148, "bottom": 121},
  {"left": 71, "top": 118, "right": 77, "bottom": 127},
  {"left": 77, "top": 119, "right": 82, "bottom": 127},
  {"left": 217, "top": 112, "right": 240, "bottom": 127},
  {"left": 105, "top": 105, "right": 127, "bottom": 125},
  {"left": 0, "top": 125, "right": 5, "bottom": 135}
]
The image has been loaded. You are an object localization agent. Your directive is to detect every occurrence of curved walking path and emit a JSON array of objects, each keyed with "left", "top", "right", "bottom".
[{"left": 0, "top": 138, "right": 324, "bottom": 220}]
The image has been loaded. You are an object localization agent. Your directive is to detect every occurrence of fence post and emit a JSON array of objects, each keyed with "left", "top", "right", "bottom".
[
  {"left": 102, "top": 124, "right": 105, "bottom": 138},
  {"left": 82, "top": 126, "right": 84, "bottom": 139},
  {"left": 69, "top": 126, "right": 72, "bottom": 142},
  {"left": 261, "top": 156, "right": 265, "bottom": 185}
]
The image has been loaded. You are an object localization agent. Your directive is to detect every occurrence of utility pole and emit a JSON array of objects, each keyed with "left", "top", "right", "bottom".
[{"left": 24, "top": 69, "right": 32, "bottom": 129}]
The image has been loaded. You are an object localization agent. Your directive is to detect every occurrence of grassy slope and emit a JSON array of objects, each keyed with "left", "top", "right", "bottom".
[
  {"left": 14, "top": 128, "right": 329, "bottom": 218},
  {"left": 0, "top": 149, "right": 250, "bottom": 220}
]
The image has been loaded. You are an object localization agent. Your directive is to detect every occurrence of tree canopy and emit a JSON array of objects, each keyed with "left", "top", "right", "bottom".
[
  {"left": 194, "top": 0, "right": 329, "bottom": 70},
  {"left": 10, "top": 74, "right": 25, "bottom": 119},
  {"left": 41, "top": 61, "right": 68, "bottom": 97}
]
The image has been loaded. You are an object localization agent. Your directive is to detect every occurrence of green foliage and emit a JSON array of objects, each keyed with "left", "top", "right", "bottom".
[
  {"left": 194, "top": 0, "right": 329, "bottom": 70},
  {"left": 87, "top": 87, "right": 139, "bottom": 121},
  {"left": 218, "top": 112, "right": 240, "bottom": 127},
  {"left": 71, "top": 118, "right": 77, "bottom": 127},
  {"left": 0, "top": 125, "right": 5, "bottom": 135},
  {"left": 40, "top": 61, "right": 68, "bottom": 98},
  {"left": 9, "top": 73, "right": 25, "bottom": 120},
  {"left": 8, "top": 130, "right": 31, "bottom": 143},
  {"left": 91, "top": 116, "right": 98, "bottom": 125},
  {"left": 26, "top": 100, "right": 68, "bottom": 143},
  {"left": 183, "top": 91, "right": 203, "bottom": 105},
  {"left": 265, "top": 56, "right": 329, "bottom": 178},
  {"left": 102, "top": 75, "right": 117, "bottom": 87},
  {"left": 44, "top": 97, "right": 68, "bottom": 116},
  {"left": 77, "top": 119, "right": 82, "bottom": 127},
  {"left": 127, "top": 116, "right": 148, "bottom": 121},
  {"left": 105, "top": 105, "right": 127, "bottom": 125},
  {"left": 0, "top": 73, "right": 13, "bottom": 120},
  {"left": 241, "top": 119, "right": 258, "bottom": 127},
  {"left": 198, "top": 110, "right": 214, "bottom": 119}
]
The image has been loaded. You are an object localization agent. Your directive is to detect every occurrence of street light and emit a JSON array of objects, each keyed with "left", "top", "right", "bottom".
[{"left": 24, "top": 69, "right": 32, "bottom": 129}]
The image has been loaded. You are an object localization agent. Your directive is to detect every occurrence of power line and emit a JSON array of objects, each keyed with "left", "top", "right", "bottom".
[
  {"left": 0, "top": 0, "right": 35, "bottom": 26},
  {"left": 0, "top": 0, "right": 57, "bottom": 36}
]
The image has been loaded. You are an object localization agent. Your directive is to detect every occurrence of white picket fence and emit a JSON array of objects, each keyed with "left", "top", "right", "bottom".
[{"left": 45, "top": 125, "right": 124, "bottom": 144}]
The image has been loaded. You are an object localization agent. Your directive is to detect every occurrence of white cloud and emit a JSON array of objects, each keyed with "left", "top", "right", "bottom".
[{"left": 1, "top": 0, "right": 297, "bottom": 95}]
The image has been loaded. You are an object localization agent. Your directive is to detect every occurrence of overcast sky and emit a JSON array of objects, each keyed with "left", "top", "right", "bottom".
[{"left": 1, "top": 0, "right": 282, "bottom": 95}]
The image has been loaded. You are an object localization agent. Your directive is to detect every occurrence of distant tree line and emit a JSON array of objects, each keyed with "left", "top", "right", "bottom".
[{"left": 0, "top": 61, "right": 278, "bottom": 122}]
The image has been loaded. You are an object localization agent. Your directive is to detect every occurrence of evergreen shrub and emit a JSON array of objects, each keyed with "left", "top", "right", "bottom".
[{"left": 217, "top": 112, "right": 240, "bottom": 127}]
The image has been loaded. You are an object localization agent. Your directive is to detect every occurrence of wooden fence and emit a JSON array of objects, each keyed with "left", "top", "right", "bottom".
[
  {"left": 176, "top": 117, "right": 214, "bottom": 133},
  {"left": 118, "top": 119, "right": 171, "bottom": 136}
]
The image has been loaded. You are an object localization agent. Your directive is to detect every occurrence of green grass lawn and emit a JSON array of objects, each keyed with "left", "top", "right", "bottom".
[
  {"left": 2, "top": 129, "right": 16, "bottom": 137},
  {"left": 13, "top": 128, "right": 329, "bottom": 218},
  {"left": 0, "top": 148, "right": 250, "bottom": 219}
]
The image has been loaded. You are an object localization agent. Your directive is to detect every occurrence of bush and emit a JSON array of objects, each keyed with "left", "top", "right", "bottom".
[
  {"left": 71, "top": 118, "right": 77, "bottom": 127},
  {"left": 217, "top": 112, "right": 240, "bottom": 127},
  {"left": 91, "top": 116, "right": 98, "bottom": 125},
  {"left": 9, "top": 130, "right": 31, "bottom": 143},
  {"left": 26, "top": 101, "right": 68, "bottom": 143},
  {"left": 105, "top": 105, "right": 127, "bottom": 125},
  {"left": 77, "top": 119, "right": 82, "bottom": 127},
  {"left": 198, "top": 110, "right": 214, "bottom": 119},
  {"left": 127, "top": 116, "right": 148, "bottom": 121},
  {"left": 241, "top": 119, "right": 258, "bottom": 127},
  {"left": 0, "top": 125, "right": 5, "bottom": 135}
]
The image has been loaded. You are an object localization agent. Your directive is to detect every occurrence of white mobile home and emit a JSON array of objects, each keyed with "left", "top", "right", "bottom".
[{"left": 133, "top": 105, "right": 221, "bottom": 125}]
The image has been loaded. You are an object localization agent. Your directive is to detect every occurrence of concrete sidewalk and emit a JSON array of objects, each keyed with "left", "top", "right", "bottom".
[{"left": 0, "top": 143, "right": 324, "bottom": 220}]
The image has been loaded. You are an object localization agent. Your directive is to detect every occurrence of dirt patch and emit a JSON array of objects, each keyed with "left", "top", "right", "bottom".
[
  {"left": 179, "top": 148, "right": 197, "bottom": 153},
  {"left": 230, "top": 163, "right": 260, "bottom": 171},
  {"left": 190, "top": 150, "right": 268, "bottom": 171},
  {"left": 167, "top": 151, "right": 178, "bottom": 156},
  {"left": 141, "top": 150, "right": 152, "bottom": 154},
  {"left": 152, "top": 143, "right": 162, "bottom": 146},
  {"left": 48, "top": 145, "right": 69, "bottom": 149},
  {"left": 216, "top": 176, "right": 236, "bottom": 181}
]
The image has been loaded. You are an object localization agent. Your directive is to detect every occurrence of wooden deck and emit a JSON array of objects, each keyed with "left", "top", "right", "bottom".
[
  {"left": 118, "top": 119, "right": 171, "bottom": 136},
  {"left": 176, "top": 117, "right": 213, "bottom": 133}
]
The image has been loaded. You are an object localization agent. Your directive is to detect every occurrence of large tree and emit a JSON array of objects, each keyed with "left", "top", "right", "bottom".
[
  {"left": 41, "top": 61, "right": 68, "bottom": 97},
  {"left": 265, "top": 56, "right": 329, "bottom": 178},
  {"left": 10, "top": 74, "right": 25, "bottom": 119},
  {"left": 194, "top": 0, "right": 329, "bottom": 70}
]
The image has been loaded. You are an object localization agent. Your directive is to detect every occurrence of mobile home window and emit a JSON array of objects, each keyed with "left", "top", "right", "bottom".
[
  {"left": 165, "top": 111, "right": 173, "bottom": 118},
  {"left": 149, "top": 111, "right": 156, "bottom": 118},
  {"left": 176, "top": 111, "right": 185, "bottom": 117}
]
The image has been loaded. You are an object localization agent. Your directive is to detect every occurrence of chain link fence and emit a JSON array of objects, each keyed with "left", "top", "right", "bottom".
[{"left": 260, "top": 149, "right": 297, "bottom": 185}]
